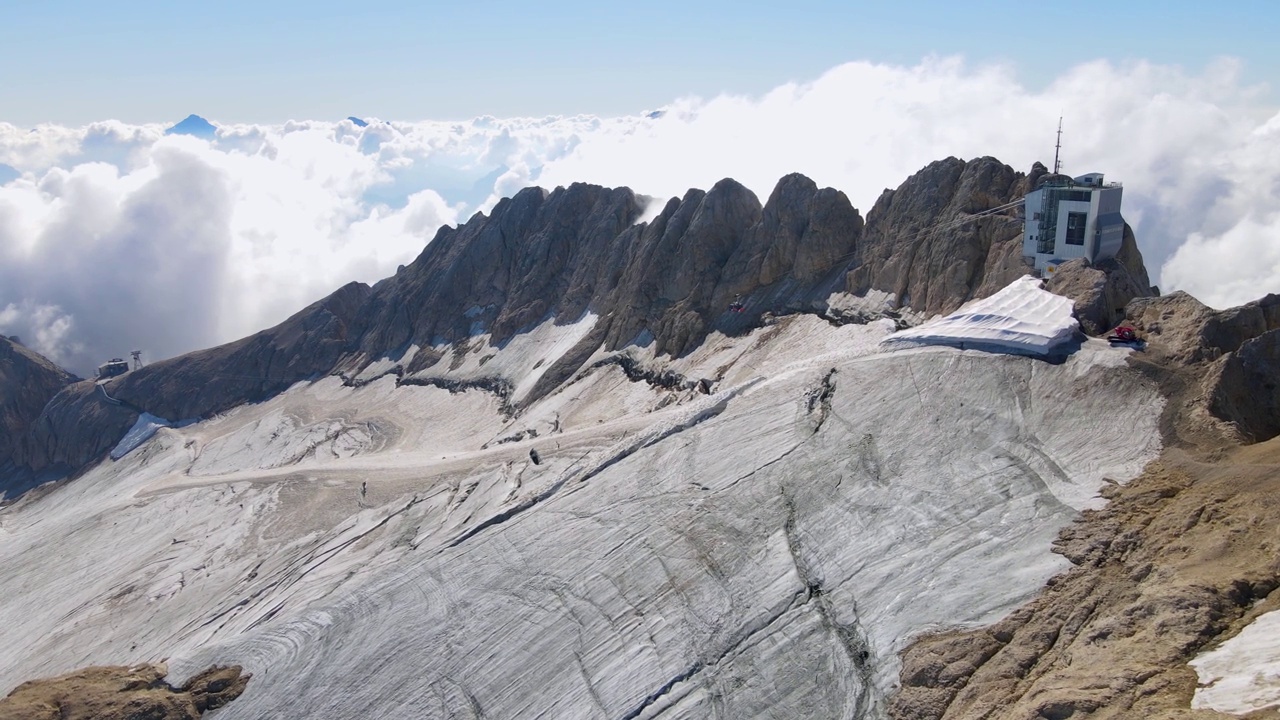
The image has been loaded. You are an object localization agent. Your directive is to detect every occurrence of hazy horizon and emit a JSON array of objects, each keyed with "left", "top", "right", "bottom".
[{"left": 3, "top": 2, "right": 1279, "bottom": 375}]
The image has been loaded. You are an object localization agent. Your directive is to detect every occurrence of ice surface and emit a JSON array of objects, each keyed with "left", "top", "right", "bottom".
[
  {"left": 881, "top": 275, "right": 1079, "bottom": 356},
  {"left": 0, "top": 315, "right": 1163, "bottom": 719},
  {"left": 1190, "top": 609, "right": 1280, "bottom": 714}
]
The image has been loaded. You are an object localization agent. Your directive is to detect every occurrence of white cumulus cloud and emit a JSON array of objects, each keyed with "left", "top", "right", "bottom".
[{"left": 1, "top": 56, "right": 1277, "bottom": 375}]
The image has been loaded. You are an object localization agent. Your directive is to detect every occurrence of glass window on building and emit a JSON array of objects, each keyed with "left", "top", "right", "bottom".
[{"left": 1065, "top": 212, "right": 1087, "bottom": 246}]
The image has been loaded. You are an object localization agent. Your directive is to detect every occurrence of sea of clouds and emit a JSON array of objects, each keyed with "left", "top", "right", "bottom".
[{"left": 1, "top": 57, "right": 1277, "bottom": 375}]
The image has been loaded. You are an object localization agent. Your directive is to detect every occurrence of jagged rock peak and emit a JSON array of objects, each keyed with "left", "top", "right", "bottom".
[{"left": 355, "top": 173, "right": 862, "bottom": 362}]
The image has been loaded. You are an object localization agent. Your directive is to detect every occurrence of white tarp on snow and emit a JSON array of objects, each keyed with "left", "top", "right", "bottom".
[
  {"left": 110, "top": 413, "right": 172, "bottom": 460},
  {"left": 881, "top": 275, "right": 1079, "bottom": 356}
]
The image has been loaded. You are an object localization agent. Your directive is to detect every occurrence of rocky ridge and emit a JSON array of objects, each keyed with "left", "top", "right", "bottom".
[{"left": 0, "top": 157, "right": 1155, "bottom": 496}]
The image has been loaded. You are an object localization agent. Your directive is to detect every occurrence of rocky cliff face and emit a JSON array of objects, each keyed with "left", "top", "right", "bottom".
[
  {"left": 349, "top": 173, "right": 863, "bottom": 365},
  {"left": 1046, "top": 224, "right": 1155, "bottom": 335},
  {"left": 0, "top": 157, "right": 1154, "bottom": 492},
  {"left": 0, "top": 338, "right": 78, "bottom": 496}
]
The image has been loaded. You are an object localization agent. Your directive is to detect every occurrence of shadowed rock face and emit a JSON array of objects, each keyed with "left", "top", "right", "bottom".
[
  {"left": 0, "top": 338, "right": 78, "bottom": 493},
  {"left": 355, "top": 159, "right": 1041, "bottom": 365},
  {"left": 1208, "top": 329, "right": 1280, "bottom": 443},
  {"left": 0, "top": 159, "right": 1153, "bottom": 489}
]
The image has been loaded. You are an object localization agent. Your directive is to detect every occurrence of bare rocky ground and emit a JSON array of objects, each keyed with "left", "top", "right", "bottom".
[
  {"left": 0, "top": 663, "right": 248, "bottom": 720},
  {"left": 890, "top": 337, "right": 1280, "bottom": 720}
]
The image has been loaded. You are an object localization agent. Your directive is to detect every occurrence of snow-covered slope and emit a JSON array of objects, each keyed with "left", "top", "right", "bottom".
[
  {"left": 0, "top": 311, "right": 1162, "bottom": 719},
  {"left": 881, "top": 275, "right": 1079, "bottom": 356}
]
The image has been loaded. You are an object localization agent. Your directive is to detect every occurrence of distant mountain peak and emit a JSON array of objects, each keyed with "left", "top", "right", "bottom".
[
  {"left": 347, "top": 116, "right": 370, "bottom": 127},
  {"left": 164, "top": 114, "right": 217, "bottom": 138}
]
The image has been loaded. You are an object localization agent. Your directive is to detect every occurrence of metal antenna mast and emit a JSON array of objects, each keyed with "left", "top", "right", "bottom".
[{"left": 1053, "top": 117, "right": 1063, "bottom": 175}]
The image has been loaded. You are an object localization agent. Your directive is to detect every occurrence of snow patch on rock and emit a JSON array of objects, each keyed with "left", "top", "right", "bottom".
[
  {"left": 1190, "top": 608, "right": 1280, "bottom": 715},
  {"left": 409, "top": 312, "right": 598, "bottom": 402}
]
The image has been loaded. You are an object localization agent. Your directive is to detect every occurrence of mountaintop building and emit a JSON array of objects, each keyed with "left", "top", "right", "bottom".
[{"left": 1023, "top": 173, "right": 1125, "bottom": 273}]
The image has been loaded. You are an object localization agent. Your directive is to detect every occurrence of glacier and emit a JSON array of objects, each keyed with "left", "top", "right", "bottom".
[{"left": 0, "top": 301, "right": 1164, "bottom": 718}]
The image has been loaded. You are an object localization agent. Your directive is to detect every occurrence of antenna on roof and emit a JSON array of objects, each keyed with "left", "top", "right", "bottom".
[
  {"left": 1053, "top": 116, "right": 1063, "bottom": 175},
  {"left": 131, "top": 350, "right": 143, "bottom": 370}
]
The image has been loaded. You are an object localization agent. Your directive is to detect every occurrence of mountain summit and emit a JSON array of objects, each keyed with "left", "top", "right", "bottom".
[
  {"left": 2, "top": 158, "right": 1278, "bottom": 719},
  {"left": 164, "top": 114, "right": 217, "bottom": 138}
]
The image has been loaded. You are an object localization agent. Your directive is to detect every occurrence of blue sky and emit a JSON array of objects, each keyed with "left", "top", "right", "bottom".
[{"left": 2, "top": 0, "right": 1277, "bottom": 125}]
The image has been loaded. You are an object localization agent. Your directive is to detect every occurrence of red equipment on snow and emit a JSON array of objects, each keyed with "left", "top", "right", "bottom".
[{"left": 1107, "top": 326, "right": 1139, "bottom": 343}]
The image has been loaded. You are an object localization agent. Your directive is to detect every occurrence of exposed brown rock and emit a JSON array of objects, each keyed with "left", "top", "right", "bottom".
[
  {"left": 0, "top": 663, "right": 249, "bottom": 720},
  {"left": 1207, "top": 329, "right": 1280, "bottom": 443},
  {"left": 890, "top": 442, "right": 1280, "bottom": 720},
  {"left": 1120, "top": 291, "right": 1280, "bottom": 443},
  {"left": 1125, "top": 292, "right": 1280, "bottom": 366}
]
